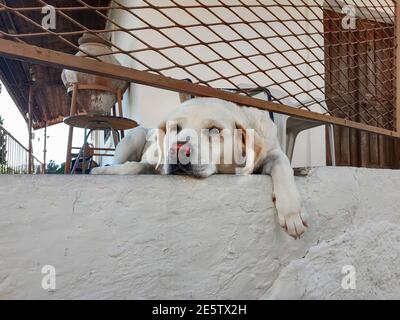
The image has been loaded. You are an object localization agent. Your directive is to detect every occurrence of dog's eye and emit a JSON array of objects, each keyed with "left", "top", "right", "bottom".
[{"left": 208, "top": 127, "right": 221, "bottom": 136}]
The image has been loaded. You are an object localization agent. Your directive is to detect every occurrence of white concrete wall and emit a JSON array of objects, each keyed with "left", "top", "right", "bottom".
[{"left": 1, "top": 167, "right": 400, "bottom": 299}]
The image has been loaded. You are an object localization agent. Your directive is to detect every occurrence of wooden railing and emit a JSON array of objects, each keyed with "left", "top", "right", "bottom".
[{"left": 0, "top": 0, "right": 398, "bottom": 139}]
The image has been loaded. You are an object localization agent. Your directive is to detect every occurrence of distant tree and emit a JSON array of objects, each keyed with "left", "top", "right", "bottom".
[
  {"left": 46, "top": 160, "right": 60, "bottom": 174},
  {"left": 46, "top": 161, "right": 66, "bottom": 174},
  {"left": 56, "top": 163, "right": 66, "bottom": 174},
  {"left": 0, "top": 116, "right": 7, "bottom": 167}
]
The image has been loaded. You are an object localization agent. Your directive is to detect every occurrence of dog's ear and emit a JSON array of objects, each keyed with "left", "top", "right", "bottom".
[
  {"left": 155, "top": 121, "right": 168, "bottom": 170},
  {"left": 159, "top": 120, "right": 180, "bottom": 135},
  {"left": 158, "top": 120, "right": 167, "bottom": 134},
  {"left": 179, "top": 79, "right": 195, "bottom": 103},
  {"left": 158, "top": 121, "right": 167, "bottom": 134},
  {"left": 156, "top": 120, "right": 180, "bottom": 170},
  {"left": 179, "top": 92, "right": 193, "bottom": 104},
  {"left": 234, "top": 121, "right": 263, "bottom": 174},
  {"left": 235, "top": 121, "right": 247, "bottom": 150}
]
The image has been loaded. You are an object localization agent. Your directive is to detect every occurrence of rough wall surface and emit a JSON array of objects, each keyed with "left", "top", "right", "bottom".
[{"left": 0, "top": 167, "right": 400, "bottom": 300}]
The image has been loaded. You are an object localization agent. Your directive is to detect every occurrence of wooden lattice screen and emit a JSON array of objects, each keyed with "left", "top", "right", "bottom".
[{"left": 0, "top": 0, "right": 398, "bottom": 142}]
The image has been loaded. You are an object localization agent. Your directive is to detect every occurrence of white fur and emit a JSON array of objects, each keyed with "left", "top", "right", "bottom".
[{"left": 92, "top": 98, "right": 308, "bottom": 238}]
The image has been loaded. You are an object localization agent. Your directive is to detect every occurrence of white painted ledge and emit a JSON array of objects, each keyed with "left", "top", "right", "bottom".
[{"left": 1, "top": 167, "right": 400, "bottom": 299}]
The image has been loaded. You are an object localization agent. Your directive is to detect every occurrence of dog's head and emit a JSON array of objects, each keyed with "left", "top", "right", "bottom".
[{"left": 156, "top": 98, "right": 264, "bottom": 178}]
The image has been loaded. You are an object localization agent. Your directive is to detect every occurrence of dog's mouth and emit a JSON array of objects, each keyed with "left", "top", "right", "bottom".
[
  {"left": 167, "top": 163, "right": 194, "bottom": 176},
  {"left": 165, "top": 162, "right": 216, "bottom": 179}
]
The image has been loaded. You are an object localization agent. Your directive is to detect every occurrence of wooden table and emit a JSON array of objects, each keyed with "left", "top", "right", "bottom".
[{"left": 64, "top": 114, "right": 138, "bottom": 174}]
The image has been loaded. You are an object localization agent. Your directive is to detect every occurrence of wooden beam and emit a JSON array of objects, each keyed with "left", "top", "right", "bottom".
[
  {"left": 0, "top": 38, "right": 399, "bottom": 139},
  {"left": 33, "top": 116, "right": 64, "bottom": 130}
]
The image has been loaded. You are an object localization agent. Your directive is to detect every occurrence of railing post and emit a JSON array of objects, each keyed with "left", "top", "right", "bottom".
[
  {"left": 395, "top": 2, "right": 400, "bottom": 168},
  {"left": 396, "top": 2, "right": 400, "bottom": 133},
  {"left": 27, "top": 86, "right": 34, "bottom": 174}
]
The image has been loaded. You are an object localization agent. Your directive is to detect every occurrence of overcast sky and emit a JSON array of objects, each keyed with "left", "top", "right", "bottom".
[{"left": 0, "top": 81, "right": 83, "bottom": 165}]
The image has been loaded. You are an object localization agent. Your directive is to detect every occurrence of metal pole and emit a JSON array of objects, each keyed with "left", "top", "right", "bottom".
[
  {"left": 43, "top": 122, "right": 47, "bottom": 174},
  {"left": 27, "top": 86, "right": 33, "bottom": 174}
]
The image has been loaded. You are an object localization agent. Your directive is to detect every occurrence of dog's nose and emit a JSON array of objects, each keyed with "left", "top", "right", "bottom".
[{"left": 172, "top": 142, "right": 191, "bottom": 158}]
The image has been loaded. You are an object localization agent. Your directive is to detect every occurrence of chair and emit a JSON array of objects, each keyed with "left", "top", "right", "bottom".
[
  {"left": 70, "top": 143, "right": 98, "bottom": 175},
  {"left": 254, "top": 89, "right": 336, "bottom": 166},
  {"left": 273, "top": 101, "right": 336, "bottom": 165},
  {"left": 64, "top": 84, "right": 138, "bottom": 174}
]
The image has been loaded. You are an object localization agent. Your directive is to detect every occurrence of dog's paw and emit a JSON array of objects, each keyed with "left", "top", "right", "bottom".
[
  {"left": 90, "top": 167, "right": 105, "bottom": 175},
  {"left": 275, "top": 199, "right": 308, "bottom": 239}
]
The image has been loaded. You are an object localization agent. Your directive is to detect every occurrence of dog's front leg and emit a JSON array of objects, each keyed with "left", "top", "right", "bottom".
[
  {"left": 91, "top": 161, "right": 156, "bottom": 175},
  {"left": 262, "top": 148, "right": 308, "bottom": 239}
]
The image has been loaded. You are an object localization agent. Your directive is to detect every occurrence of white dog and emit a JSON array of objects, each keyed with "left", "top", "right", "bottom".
[{"left": 92, "top": 98, "right": 308, "bottom": 238}]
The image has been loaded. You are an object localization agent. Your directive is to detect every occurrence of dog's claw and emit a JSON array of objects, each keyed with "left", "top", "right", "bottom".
[{"left": 275, "top": 202, "right": 308, "bottom": 239}]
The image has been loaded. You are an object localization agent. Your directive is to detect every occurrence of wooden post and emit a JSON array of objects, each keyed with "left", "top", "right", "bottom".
[
  {"left": 27, "top": 86, "right": 33, "bottom": 174},
  {"left": 395, "top": 3, "right": 400, "bottom": 168},
  {"left": 396, "top": 2, "right": 400, "bottom": 132},
  {"left": 43, "top": 122, "right": 47, "bottom": 174},
  {"left": 64, "top": 83, "right": 78, "bottom": 174}
]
